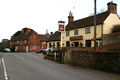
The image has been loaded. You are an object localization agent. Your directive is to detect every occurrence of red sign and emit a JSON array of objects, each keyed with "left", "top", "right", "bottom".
[
  {"left": 59, "top": 25, "right": 64, "bottom": 31},
  {"left": 70, "top": 36, "right": 83, "bottom": 41}
]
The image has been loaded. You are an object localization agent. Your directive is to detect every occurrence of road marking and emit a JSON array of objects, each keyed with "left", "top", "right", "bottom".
[
  {"left": 1, "top": 58, "right": 8, "bottom": 80},
  {"left": 0, "top": 58, "right": 1, "bottom": 64}
]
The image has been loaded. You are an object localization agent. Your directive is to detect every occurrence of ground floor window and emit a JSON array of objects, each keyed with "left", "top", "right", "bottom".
[
  {"left": 57, "top": 42, "right": 60, "bottom": 47},
  {"left": 74, "top": 42, "right": 79, "bottom": 47},
  {"left": 66, "top": 41, "right": 70, "bottom": 47},
  {"left": 85, "top": 40, "right": 91, "bottom": 47},
  {"left": 49, "top": 43, "right": 52, "bottom": 48},
  {"left": 53, "top": 42, "right": 55, "bottom": 48},
  {"left": 96, "top": 42, "right": 98, "bottom": 47}
]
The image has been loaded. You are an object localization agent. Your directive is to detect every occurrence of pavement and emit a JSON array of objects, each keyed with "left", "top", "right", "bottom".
[{"left": 0, "top": 52, "right": 120, "bottom": 80}]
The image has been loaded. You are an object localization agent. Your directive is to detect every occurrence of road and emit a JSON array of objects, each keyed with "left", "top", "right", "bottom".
[{"left": 1, "top": 52, "right": 120, "bottom": 80}]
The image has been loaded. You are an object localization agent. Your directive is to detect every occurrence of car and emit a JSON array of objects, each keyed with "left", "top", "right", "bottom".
[
  {"left": 46, "top": 48, "right": 53, "bottom": 52},
  {"left": 4, "top": 48, "right": 11, "bottom": 52},
  {"left": 36, "top": 49, "right": 48, "bottom": 55}
]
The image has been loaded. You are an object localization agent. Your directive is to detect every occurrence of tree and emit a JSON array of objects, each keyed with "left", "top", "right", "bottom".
[
  {"left": 12, "top": 31, "right": 21, "bottom": 37},
  {"left": 0, "top": 39, "right": 10, "bottom": 51}
]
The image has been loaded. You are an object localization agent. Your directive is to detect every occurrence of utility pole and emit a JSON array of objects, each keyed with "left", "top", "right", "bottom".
[{"left": 94, "top": 0, "right": 97, "bottom": 51}]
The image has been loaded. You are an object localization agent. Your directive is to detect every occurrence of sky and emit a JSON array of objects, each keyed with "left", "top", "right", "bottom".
[{"left": 0, "top": 0, "right": 120, "bottom": 42}]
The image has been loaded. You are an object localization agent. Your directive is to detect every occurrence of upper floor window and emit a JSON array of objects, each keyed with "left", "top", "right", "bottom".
[
  {"left": 85, "top": 27, "right": 91, "bottom": 34},
  {"left": 66, "top": 31, "right": 70, "bottom": 36},
  {"left": 34, "top": 35, "right": 36, "bottom": 39},
  {"left": 74, "top": 30, "right": 78, "bottom": 35}
]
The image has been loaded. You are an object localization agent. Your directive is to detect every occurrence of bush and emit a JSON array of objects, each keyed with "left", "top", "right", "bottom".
[
  {"left": 47, "top": 52, "right": 59, "bottom": 58},
  {"left": 112, "top": 25, "right": 120, "bottom": 33}
]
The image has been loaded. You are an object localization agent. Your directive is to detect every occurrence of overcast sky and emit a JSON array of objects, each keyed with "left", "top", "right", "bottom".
[{"left": 0, "top": 0, "right": 120, "bottom": 42}]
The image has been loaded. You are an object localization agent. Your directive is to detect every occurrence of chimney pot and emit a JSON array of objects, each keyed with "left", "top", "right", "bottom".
[
  {"left": 51, "top": 32, "right": 53, "bottom": 35},
  {"left": 107, "top": 1, "right": 117, "bottom": 14},
  {"left": 68, "top": 11, "right": 74, "bottom": 23}
]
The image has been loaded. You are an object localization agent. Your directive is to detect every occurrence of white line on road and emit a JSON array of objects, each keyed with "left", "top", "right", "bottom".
[
  {"left": 1, "top": 58, "right": 8, "bottom": 80},
  {"left": 0, "top": 58, "right": 1, "bottom": 64}
]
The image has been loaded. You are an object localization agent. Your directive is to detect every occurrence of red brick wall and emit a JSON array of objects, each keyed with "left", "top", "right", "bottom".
[{"left": 28, "top": 33, "right": 41, "bottom": 52}]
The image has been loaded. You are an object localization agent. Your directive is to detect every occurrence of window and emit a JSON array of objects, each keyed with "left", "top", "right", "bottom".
[
  {"left": 85, "top": 27, "right": 91, "bottom": 34},
  {"left": 24, "top": 40, "right": 27, "bottom": 43},
  {"left": 74, "top": 42, "right": 79, "bottom": 47},
  {"left": 49, "top": 43, "right": 52, "bottom": 48},
  {"left": 33, "top": 45, "right": 36, "bottom": 49},
  {"left": 17, "top": 41, "right": 19, "bottom": 44},
  {"left": 34, "top": 35, "right": 36, "bottom": 39},
  {"left": 66, "top": 41, "right": 70, "bottom": 47},
  {"left": 66, "top": 31, "right": 70, "bottom": 36},
  {"left": 53, "top": 42, "right": 55, "bottom": 48},
  {"left": 85, "top": 40, "right": 91, "bottom": 47},
  {"left": 74, "top": 30, "right": 78, "bottom": 35},
  {"left": 57, "top": 42, "right": 60, "bottom": 47}
]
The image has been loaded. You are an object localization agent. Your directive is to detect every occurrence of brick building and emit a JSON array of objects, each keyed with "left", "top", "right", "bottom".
[
  {"left": 10, "top": 28, "right": 42, "bottom": 52},
  {"left": 40, "top": 34, "right": 50, "bottom": 49}
]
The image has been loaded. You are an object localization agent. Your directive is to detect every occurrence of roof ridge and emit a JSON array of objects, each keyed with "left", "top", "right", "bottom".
[
  {"left": 66, "top": 11, "right": 110, "bottom": 31},
  {"left": 74, "top": 11, "right": 109, "bottom": 22}
]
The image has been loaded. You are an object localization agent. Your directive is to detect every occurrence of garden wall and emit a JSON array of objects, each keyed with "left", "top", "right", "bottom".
[{"left": 71, "top": 51, "right": 120, "bottom": 73}]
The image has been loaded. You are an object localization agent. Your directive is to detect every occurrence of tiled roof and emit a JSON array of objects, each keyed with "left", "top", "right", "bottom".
[
  {"left": 48, "top": 31, "right": 61, "bottom": 41},
  {"left": 66, "top": 11, "right": 110, "bottom": 31},
  {"left": 10, "top": 28, "right": 36, "bottom": 41},
  {"left": 39, "top": 34, "right": 50, "bottom": 42}
]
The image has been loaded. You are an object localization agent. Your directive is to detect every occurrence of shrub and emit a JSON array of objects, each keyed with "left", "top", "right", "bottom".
[{"left": 112, "top": 25, "right": 120, "bottom": 33}]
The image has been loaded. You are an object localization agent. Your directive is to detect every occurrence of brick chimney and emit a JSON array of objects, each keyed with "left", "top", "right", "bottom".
[
  {"left": 107, "top": 1, "right": 117, "bottom": 14},
  {"left": 26, "top": 28, "right": 31, "bottom": 32},
  {"left": 68, "top": 11, "right": 74, "bottom": 23},
  {"left": 51, "top": 32, "right": 53, "bottom": 35},
  {"left": 21, "top": 29, "right": 24, "bottom": 33}
]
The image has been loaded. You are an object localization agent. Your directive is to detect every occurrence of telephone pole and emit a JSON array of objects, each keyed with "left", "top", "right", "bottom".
[{"left": 94, "top": 0, "right": 97, "bottom": 51}]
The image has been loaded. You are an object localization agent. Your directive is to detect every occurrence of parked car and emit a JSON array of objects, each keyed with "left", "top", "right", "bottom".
[
  {"left": 46, "top": 48, "right": 53, "bottom": 52},
  {"left": 4, "top": 48, "right": 11, "bottom": 52},
  {"left": 36, "top": 49, "right": 48, "bottom": 55}
]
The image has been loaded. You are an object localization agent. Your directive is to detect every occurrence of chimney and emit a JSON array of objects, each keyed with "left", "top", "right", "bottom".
[
  {"left": 21, "top": 29, "right": 24, "bottom": 33},
  {"left": 51, "top": 32, "right": 53, "bottom": 35},
  {"left": 26, "top": 28, "right": 31, "bottom": 32},
  {"left": 68, "top": 11, "right": 74, "bottom": 23},
  {"left": 107, "top": 1, "right": 117, "bottom": 14}
]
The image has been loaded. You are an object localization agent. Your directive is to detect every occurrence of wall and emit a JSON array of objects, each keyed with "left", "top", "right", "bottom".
[
  {"left": 103, "top": 32, "right": 120, "bottom": 45},
  {"left": 103, "top": 13, "right": 120, "bottom": 34},
  {"left": 28, "top": 33, "right": 41, "bottom": 52},
  {"left": 61, "top": 24, "right": 103, "bottom": 47},
  {"left": 64, "top": 49, "right": 120, "bottom": 73}
]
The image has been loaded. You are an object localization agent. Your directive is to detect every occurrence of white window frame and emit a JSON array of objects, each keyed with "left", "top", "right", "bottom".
[
  {"left": 74, "top": 30, "right": 78, "bottom": 35},
  {"left": 66, "top": 31, "right": 70, "bottom": 36},
  {"left": 85, "top": 27, "right": 91, "bottom": 34}
]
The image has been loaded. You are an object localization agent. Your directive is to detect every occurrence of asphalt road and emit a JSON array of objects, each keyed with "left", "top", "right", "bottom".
[{"left": 1, "top": 52, "right": 120, "bottom": 80}]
